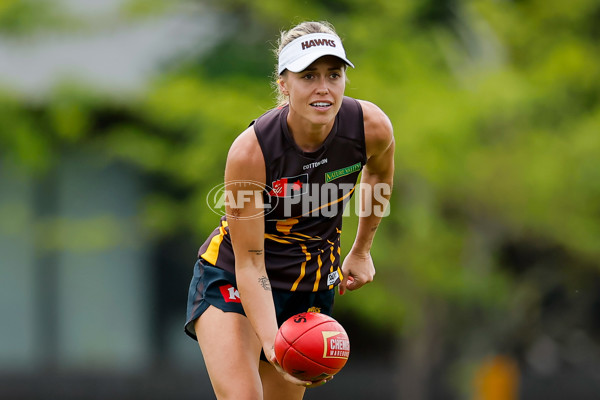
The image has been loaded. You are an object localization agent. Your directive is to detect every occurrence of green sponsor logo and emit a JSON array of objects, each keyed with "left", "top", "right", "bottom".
[{"left": 324, "top": 162, "right": 362, "bottom": 182}]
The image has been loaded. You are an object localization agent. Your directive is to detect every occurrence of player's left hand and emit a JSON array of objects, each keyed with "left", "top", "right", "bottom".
[{"left": 338, "top": 251, "right": 375, "bottom": 295}]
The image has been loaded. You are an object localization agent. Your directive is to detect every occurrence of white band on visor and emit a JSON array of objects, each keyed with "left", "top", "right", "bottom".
[{"left": 278, "top": 33, "right": 354, "bottom": 75}]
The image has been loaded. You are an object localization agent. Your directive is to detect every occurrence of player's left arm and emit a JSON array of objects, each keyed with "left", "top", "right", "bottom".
[{"left": 339, "top": 100, "right": 395, "bottom": 295}]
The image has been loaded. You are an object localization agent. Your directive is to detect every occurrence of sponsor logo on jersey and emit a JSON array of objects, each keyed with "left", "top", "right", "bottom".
[
  {"left": 269, "top": 174, "right": 308, "bottom": 198},
  {"left": 325, "top": 162, "right": 362, "bottom": 182},
  {"left": 327, "top": 270, "right": 340, "bottom": 286},
  {"left": 219, "top": 284, "right": 241, "bottom": 303},
  {"left": 322, "top": 331, "right": 350, "bottom": 359},
  {"left": 303, "top": 158, "right": 328, "bottom": 170}
]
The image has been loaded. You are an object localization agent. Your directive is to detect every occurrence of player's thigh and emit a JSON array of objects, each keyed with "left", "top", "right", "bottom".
[
  {"left": 259, "top": 360, "right": 306, "bottom": 400},
  {"left": 194, "top": 305, "right": 263, "bottom": 400}
]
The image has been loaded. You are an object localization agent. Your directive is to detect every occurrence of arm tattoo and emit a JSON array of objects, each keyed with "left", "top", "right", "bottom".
[
  {"left": 258, "top": 276, "right": 271, "bottom": 291},
  {"left": 248, "top": 249, "right": 263, "bottom": 255}
]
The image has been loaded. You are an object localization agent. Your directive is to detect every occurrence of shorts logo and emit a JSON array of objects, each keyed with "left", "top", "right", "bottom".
[
  {"left": 307, "top": 306, "right": 321, "bottom": 313},
  {"left": 322, "top": 331, "right": 350, "bottom": 359},
  {"left": 269, "top": 174, "right": 308, "bottom": 198},
  {"left": 325, "top": 163, "right": 362, "bottom": 182},
  {"left": 327, "top": 270, "right": 340, "bottom": 286},
  {"left": 219, "top": 284, "right": 241, "bottom": 303}
]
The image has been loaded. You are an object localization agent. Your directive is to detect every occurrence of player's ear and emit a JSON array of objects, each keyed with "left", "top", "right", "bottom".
[{"left": 277, "top": 76, "right": 289, "bottom": 96}]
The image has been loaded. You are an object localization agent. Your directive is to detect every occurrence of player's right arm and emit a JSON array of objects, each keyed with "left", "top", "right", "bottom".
[
  {"left": 224, "top": 126, "right": 309, "bottom": 386},
  {"left": 225, "top": 126, "right": 276, "bottom": 354}
]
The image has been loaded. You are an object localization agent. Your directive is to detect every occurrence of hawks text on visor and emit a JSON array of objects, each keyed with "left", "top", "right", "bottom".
[{"left": 277, "top": 33, "right": 354, "bottom": 75}]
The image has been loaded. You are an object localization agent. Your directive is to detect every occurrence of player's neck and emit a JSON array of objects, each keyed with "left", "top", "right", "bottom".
[{"left": 286, "top": 113, "right": 334, "bottom": 152}]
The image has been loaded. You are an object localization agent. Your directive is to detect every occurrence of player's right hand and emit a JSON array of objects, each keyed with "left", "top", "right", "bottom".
[{"left": 266, "top": 346, "right": 333, "bottom": 387}]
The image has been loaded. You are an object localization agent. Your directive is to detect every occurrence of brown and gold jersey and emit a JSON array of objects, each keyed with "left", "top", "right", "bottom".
[{"left": 198, "top": 97, "right": 366, "bottom": 291}]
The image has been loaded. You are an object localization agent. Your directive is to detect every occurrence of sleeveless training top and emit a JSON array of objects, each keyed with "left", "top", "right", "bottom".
[{"left": 198, "top": 96, "right": 367, "bottom": 292}]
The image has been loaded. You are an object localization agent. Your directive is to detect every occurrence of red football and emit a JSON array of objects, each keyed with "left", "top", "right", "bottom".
[{"left": 274, "top": 312, "right": 350, "bottom": 382}]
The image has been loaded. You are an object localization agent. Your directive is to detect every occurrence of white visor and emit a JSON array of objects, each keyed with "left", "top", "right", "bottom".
[{"left": 278, "top": 33, "right": 354, "bottom": 75}]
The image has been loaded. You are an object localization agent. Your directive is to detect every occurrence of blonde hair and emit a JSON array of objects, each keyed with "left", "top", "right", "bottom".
[{"left": 273, "top": 21, "right": 342, "bottom": 106}]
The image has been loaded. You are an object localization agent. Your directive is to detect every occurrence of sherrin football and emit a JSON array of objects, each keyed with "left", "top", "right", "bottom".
[{"left": 274, "top": 312, "right": 350, "bottom": 382}]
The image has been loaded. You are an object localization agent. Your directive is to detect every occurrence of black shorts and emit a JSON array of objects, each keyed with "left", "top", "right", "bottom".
[{"left": 184, "top": 258, "right": 335, "bottom": 358}]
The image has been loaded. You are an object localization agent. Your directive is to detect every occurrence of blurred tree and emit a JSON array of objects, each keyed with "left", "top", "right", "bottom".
[{"left": 0, "top": 0, "right": 76, "bottom": 36}]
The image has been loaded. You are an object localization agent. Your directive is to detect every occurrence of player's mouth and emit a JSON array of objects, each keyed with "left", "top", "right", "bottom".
[{"left": 310, "top": 101, "right": 333, "bottom": 110}]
